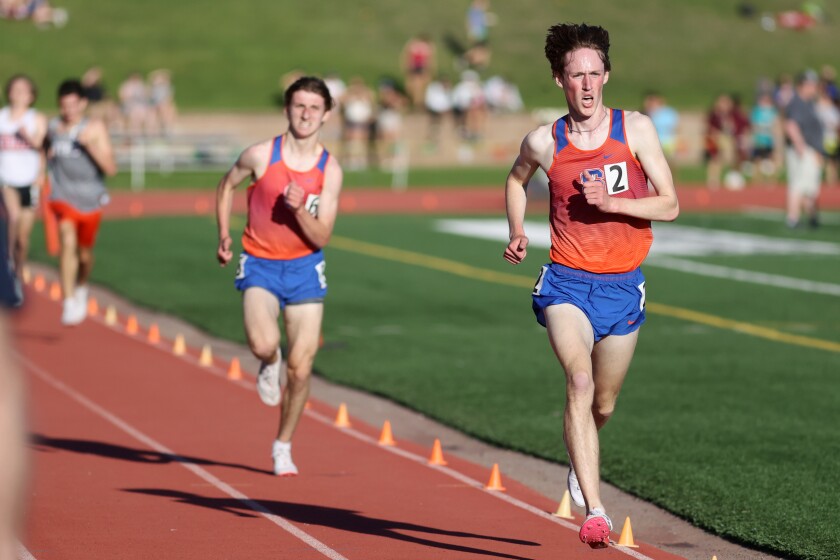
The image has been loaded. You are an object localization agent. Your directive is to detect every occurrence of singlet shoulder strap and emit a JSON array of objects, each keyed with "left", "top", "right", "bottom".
[
  {"left": 316, "top": 148, "right": 329, "bottom": 172},
  {"left": 608, "top": 108, "right": 626, "bottom": 144},
  {"left": 553, "top": 117, "right": 569, "bottom": 153},
  {"left": 269, "top": 135, "right": 283, "bottom": 165}
]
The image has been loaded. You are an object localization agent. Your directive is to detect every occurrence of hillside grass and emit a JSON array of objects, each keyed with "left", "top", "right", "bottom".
[{"left": 3, "top": 0, "right": 838, "bottom": 110}]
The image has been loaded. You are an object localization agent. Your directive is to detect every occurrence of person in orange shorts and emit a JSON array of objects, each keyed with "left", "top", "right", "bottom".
[
  {"left": 502, "top": 23, "right": 679, "bottom": 548},
  {"left": 45, "top": 79, "right": 116, "bottom": 325}
]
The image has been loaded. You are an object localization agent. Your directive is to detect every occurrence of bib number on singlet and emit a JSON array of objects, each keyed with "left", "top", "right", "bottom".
[
  {"left": 604, "top": 161, "right": 629, "bottom": 196},
  {"left": 305, "top": 194, "right": 320, "bottom": 217}
]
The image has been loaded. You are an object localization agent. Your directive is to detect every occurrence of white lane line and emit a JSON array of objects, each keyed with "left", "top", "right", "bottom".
[
  {"left": 17, "top": 543, "right": 37, "bottom": 560},
  {"left": 303, "top": 410, "right": 657, "bottom": 560},
  {"left": 20, "top": 354, "right": 349, "bottom": 560},
  {"left": 647, "top": 256, "right": 840, "bottom": 297}
]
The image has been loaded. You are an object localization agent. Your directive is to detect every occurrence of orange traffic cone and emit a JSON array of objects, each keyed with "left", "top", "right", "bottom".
[
  {"left": 125, "top": 315, "right": 139, "bottom": 335},
  {"left": 21, "top": 266, "right": 31, "bottom": 284},
  {"left": 87, "top": 297, "right": 99, "bottom": 317},
  {"left": 33, "top": 274, "right": 45, "bottom": 292},
  {"left": 49, "top": 282, "right": 61, "bottom": 301},
  {"left": 199, "top": 344, "right": 213, "bottom": 366},
  {"left": 428, "top": 438, "right": 447, "bottom": 466},
  {"left": 617, "top": 517, "right": 639, "bottom": 548},
  {"left": 552, "top": 490, "right": 574, "bottom": 519},
  {"left": 104, "top": 305, "right": 118, "bottom": 326},
  {"left": 147, "top": 323, "right": 160, "bottom": 344},
  {"left": 485, "top": 463, "right": 506, "bottom": 491},
  {"left": 334, "top": 403, "right": 351, "bottom": 428},
  {"left": 378, "top": 420, "right": 396, "bottom": 446},
  {"left": 304, "top": 400, "right": 312, "bottom": 409},
  {"left": 173, "top": 334, "right": 186, "bottom": 356},
  {"left": 227, "top": 357, "right": 242, "bottom": 380}
]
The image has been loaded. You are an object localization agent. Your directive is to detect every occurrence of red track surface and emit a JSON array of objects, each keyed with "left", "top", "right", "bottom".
[
  {"left": 15, "top": 286, "right": 684, "bottom": 559},
  {"left": 103, "top": 184, "right": 840, "bottom": 219}
]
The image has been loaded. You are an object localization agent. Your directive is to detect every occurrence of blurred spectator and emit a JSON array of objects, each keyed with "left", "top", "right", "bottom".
[
  {"left": 323, "top": 72, "right": 347, "bottom": 110},
  {"left": 463, "top": 40, "right": 491, "bottom": 71},
  {"left": 749, "top": 91, "right": 781, "bottom": 183},
  {"left": 784, "top": 69, "right": 823, "bottom": 228},
  {"left": 81, "top": 67, "right": 118, "bottom": 130},
  {"left": 340, "top": 77, "right": 375, "bottom": 170},
  {"left": 484, "top": 75, "right": 523, "bottom": 113},
  {"left": 774, "top": 73, "right": 795, "bottom": 110},
  {"left": 643, "top": 91, "right": 679, "bottom": 164},
  {"left": 374, "top": 78, "right": 408, "bottom": 169},
  {"left": 820, "top": 64, "right": 838, "bottom": 104},
  {"left": 424, "top": 75, "right": 453, "bottom": 150},
  {"left": 118, "top": 72, "right": 149, "bottom": 138},
  {"left": 705, "top": 93, "right": 739, "bottom": 189},
  {"left": 401, "top": 33, "right": 436, "bottom": 110},
  {"left": 148, "top": 69, "right": 176, "bottom": 137},
  {"left": 0, "top": 0, "right": 67, "bottom": 27},
  {"left": 466, "top": 0, "right": 493, "bottom": 44},
  {"left": 815, "top": 83, "right": 839, "bottom": 185},
  {"left": 452, "top": 70, "right": 486, "bottom": 142},
  {"left": 730, "top": 93, "right": 752, "bottom": 174}
]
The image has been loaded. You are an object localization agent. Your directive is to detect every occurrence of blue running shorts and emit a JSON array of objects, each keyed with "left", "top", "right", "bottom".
[
  {"left": 531, "top": 263, "right": 646, "bottom": 341},
  {"left": 234, "top": 250, "right": 327, "bottom": 308}
]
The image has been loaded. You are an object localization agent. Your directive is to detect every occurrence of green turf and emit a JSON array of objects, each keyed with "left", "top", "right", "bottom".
[
  {"left": 3, "top": 0, "right": 838, "bottom": 110},
  {"left": 27, "top": 212, "right": 840, "bottom": 560}
]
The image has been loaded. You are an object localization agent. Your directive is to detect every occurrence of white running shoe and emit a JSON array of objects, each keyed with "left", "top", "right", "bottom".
[
  {"left": 272, "top": 440, "right": 298, "bottom": 477},
  {"left": 567, "top": 464, "right": 586, "bottom": 508},
  {"left": 74, "top": 284, "right": 89, "bottom": 314},
  {"left": 256, "top": 349, "right": 281, "bottom": 406},
  {"left": 61, "top": 297, "right": 85, "bottom": 326}
]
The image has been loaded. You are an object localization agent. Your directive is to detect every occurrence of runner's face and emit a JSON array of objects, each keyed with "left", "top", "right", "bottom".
[
  {"left": 285, "top": 90, "right": 329, "bottom": 138},
  {"left": 556, "top": 48, "right": 609, "bottom": 118},
  {"left": 58, "top": 93, "right": 87, "bottom": 124},
  {"left": 8, "top": 79, "right": 34, "bottom": 109}
]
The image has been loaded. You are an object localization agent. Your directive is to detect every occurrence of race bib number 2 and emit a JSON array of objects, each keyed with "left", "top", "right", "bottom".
[{"left": 581, "top": 163, "right": 630, "bottom": 196}]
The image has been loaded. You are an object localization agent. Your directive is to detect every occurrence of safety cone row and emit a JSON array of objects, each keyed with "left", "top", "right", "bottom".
[
  {"left": 172, "top": 334, "right": 186, "bottom": 356},
  {"left": 87, "top": 297, "right": 99, "bottom": 317},
  {"left": 21, "top": 266, "right": 31, "bottom": 285},
  {"left": 49, "top": 282, "right": 61, "bottom": 301},
  {"left": 33, "top": 275, "right": 45, "bottom": 292},
  {"left": 378, "top": 420, "right": 396, "bottom": 446}
]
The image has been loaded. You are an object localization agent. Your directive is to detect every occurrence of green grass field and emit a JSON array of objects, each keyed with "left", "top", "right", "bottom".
[
  {"left": 28, "top": 208, "right": 840, "bottom": 560},
  {"left": 4, "top": 0, "right": 838, "bottom": 110}
]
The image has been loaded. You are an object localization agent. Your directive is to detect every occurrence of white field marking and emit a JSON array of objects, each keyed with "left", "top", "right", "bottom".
[
  {"left": 435, "top": 219, "right": 840, "bottom": 295},
  {"left": 435, "top": 219, "right": 840, "bottom": 257},
  {"left": 28, "top": 290, "right": 654, "bottom": 558},
  {"left": 17, "top": 543, "right": 37, "bottom": 560},
  {"left": 20, "top": 354, "right": 349, "bottom": 560},
  {"left": 303, "top": 409, "right": 657, "bottom": 560}
]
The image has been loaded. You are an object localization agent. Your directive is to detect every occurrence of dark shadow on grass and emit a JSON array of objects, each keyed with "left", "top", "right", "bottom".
[
  {"left": 31, "top": 434, "right": 271, "bottom": 475},
  {"left": 125, "top": 488, "right": 540, "bottom": 560}
]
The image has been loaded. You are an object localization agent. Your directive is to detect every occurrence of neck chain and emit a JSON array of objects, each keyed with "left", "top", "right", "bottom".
[{"left": 568, "top": 108, "right": 609, "bottom": 134}]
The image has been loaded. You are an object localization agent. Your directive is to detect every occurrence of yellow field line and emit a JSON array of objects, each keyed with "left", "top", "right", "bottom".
[{"left": 330, "top": 235, "right": 840, "bottom": 354}]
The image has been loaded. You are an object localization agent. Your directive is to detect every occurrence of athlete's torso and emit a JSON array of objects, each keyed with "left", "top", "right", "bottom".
[
  {"left": 47, "top": 117, "right": 108, "bottom": 212},
  {"left": 546, "top": 108, "right": 652, "bottom": 273},
  {"left": 242, "top": 135, "right": 329, "bottom": 260},
  {"left": 0, "top": 107, "right": 40, "bottom": 187}
]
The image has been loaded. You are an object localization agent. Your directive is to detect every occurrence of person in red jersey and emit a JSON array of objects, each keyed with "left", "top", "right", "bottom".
[
  {"left": 216, "top": 76, "right": 343, "bottom": 477},
  {"left": 503, "top": 23, "right": 678, "bottom": 547}
]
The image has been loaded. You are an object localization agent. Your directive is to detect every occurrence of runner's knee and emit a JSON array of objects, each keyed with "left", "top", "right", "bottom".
[
  {"left": 249, "top": 338, "right": 279, "bottom": 362},
  {"left": 567, "top": 371, "right": 594, "bottom": 403}
]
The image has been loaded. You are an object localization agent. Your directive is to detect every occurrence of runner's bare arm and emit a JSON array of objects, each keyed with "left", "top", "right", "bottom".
[
  {"left": 504, "top": 127, "right": 552, "bottom": 264},
  {"left": 16, "top": 112, "right": 48, "bottom": 150},
  {"left": 78, "top": 120, "right": 117, "bottom": 177},
  {"left": 286, "top": 156, "right": 343, "bottom": 249},
  {"left": 215, "top": 143, "right": 266, "bottom": 266},
  {"left": 582, "top": 112, "right": 678, "bottom": 221}
]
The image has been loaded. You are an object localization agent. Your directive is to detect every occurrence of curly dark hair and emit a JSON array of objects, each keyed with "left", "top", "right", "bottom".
[
  {"left": 544, "top": 23, "right": 611, "bottom": 78},
  {"left": 284, "top": 76, "right": 334, "bottom": 111}
]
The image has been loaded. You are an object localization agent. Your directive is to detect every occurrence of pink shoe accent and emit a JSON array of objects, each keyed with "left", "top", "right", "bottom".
[{"left": 579, "top": 514, "right": 611, "bottom": 547}]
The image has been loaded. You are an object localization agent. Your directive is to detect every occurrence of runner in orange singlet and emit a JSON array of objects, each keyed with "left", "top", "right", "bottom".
[
  {"left": 216, "top": 77, "right": 343, "bottom": 477},
  {"left": 503, "top": 23, "right": 679, "bottom": 547}
]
